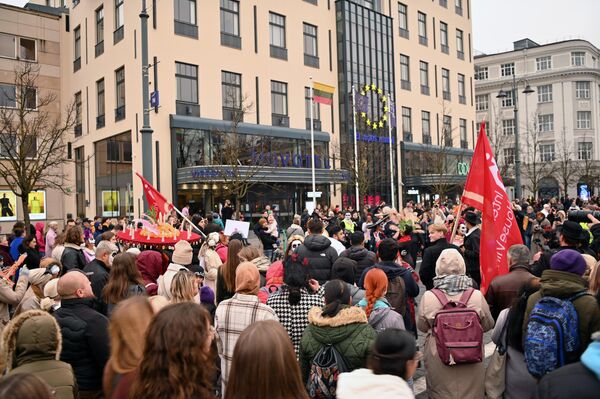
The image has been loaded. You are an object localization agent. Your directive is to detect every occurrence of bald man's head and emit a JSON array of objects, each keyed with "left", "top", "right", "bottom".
[{"left": 58, "top": 271, "right": 94, "bottom": 299}]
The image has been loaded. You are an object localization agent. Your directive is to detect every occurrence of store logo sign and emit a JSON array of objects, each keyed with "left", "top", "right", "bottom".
[{"left": 457, "top": 162, "right": 469, "bottom": 175}]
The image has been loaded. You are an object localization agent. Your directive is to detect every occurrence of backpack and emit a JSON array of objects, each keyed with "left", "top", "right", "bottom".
[
  {"left": 431, "top": 288, "right": 484, "bottom": 365},
  {"left": 306, "top": 344, "right": 350, "bottom": 399},
  {"left": 258, "top": 284, "right": 280, "bottom": 303},
  {"left": 386, "top": 275, "right": 406, "bottom": 317},
  {"left": 524, "top": 291, "right": 588, "bottom": 378}
]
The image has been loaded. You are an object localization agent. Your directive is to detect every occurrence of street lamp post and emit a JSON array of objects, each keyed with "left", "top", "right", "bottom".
[
  {"left": 496, "top": 75, "right": 534, "bottom": 200},
  {"left": 140, "top": 0, "right": 153, "bottom": 211}
]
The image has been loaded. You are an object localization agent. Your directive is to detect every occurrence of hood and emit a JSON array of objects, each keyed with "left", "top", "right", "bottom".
[
  {"left": 337, "top": 368, "right": 413, "bottom": 399},
  {"left": 251, "top": 256, "right": 271, "bottom": 273},
  {"left": 266, "top": 260, "right": 284, "bottom": 285},
  {"left": 304, "top": 234, "right": 332, "bottom": 251},
  {"left": 307, "top": 306, "right": 368, "bottom": 345},
  {"left": 345, "top": 246, "right": 370, "bottom": 261},
  {"left": 35, "top": 222, "right": 44, "bottom": 232},
  {"left": 2, "top": 309, "right": 61, "bottom": 370},
  {"left": 136, "top": 250, "right": 164, "bottom": 282},
  {"left": 581, "top": 341, "right": 600, "bottom": 380},
  {"left": 374, "top": 261, "right": 409, "bottom": 280},
  {"left": 539, "top": 269, "right": 587, "bottom": 298}
]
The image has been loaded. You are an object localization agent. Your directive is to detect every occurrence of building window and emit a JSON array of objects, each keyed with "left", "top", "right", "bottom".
[
  {"left": 455, "top": 0, "right": 463, "bottom": 15},
  {"left": 220, "top": 0, "right": 240, "bottom": 48},
  {"left": 571, "top": 51, "right": 585, "bottom": 66},
  {"left": 0, "top": 33, "right": 16, "bottom": 58},
  {"left": 537, "top": 84, "right": 553, "bottom": 103},
  {"left": 303, "top": 23, "right": 319, "bottom": 68},
  {"left": 96, "top": 79, "right": 105, "bottom": 128},
  {"left": 305, "top": 87, "right": 321, "bottom": 130},
  {"left": 477, "top": 121, "right": 489, "bottom": 133},
  {"left": 402, "top": 107, "right": 412, "bottom": 141},
  {"left": 75, "top": 146, "right": 86, "bottom": 218},
  {"left": 175, "top": 0, "right": 198, "bottom": 38},
  {"left": 460, "top": 118, "right": 467, "bottom": 148},
  {"left": 475, "top": 66, "right": 488, "bottom": 80},
  {"left": 95, "top": 6, "right": 104, "bottom": 56},
  {"left": 175, "top": 62, "right": 199, "bottom": 116},
  {"left": 540, "top": 144, "right": 555, "bottom": 162},
  {"left": 269, "top": 12, "right": 287, "bottom": 60},
  {"left": 73, "top": 26, "right": 81, "bottom": 72},
  {"left": 0, "top": 84, "right": 16, "bottom": 108},
  {"left": 577, "top": 111, "right": 592, "bottom": 129},
  {"left": 23, "top": 88, "right": 36, "bottom": 110},
  {"left": 502, "top": 119, "right": 515, "bottom": 135},
  {"left": 503, "top": 148, "right": 515, "bottom": 165},
  {"left": 578, "top": 142, "right": 592, "bottom": 160},
  {"left": 456, "top": 29, "right": 464, "bottom": 59},
  {"left": 458, "top": 73, "right": 466, "bottom": 104},
  {"left": 501, "top": 90, "right": 514, "bottom": 107},
  {"left": 440, "top": 22, "right": 449, "bottom": 53},
  {"left": 536, "top": 56, "right": 551, "bottom": 71},
  {"left": 443, "top": 115, "right": 452, "bottom": 146},
  {"left": 475, "top": 94, "right": 488, "bottom": 111},
  {"left": 222, "top": 71, "right": 242, "bottom": 121},
  {"left": 74, "top": 91, "right": 82, "bottom": 136},
  {"left": 19, "top": 38, "right": 36, "bottom": 61},
  {"left": 419, "top": 61, "right": 429, "bottom": 95},
  {"left": 418, "top": 12, "right": 427, "bottom": 45},
  {"left": 400, "top": 54, "right": 410, "bottom": 90},
  {"left": 114, "top": 0, "right": 124, "bottom": 43},
  {"left": 422, "top": 111, "right": 431, "bottom": 143},
  {"left": 538, "top": 114, "right": 554, "bottom": 132},
  {"left": 115, "top": 67, "right": 126, "bottom": 121},
  {"left": 271, "top": 80, "right": 288, "bottom": 126},
  {"left": 575, "top": 81, "right": 590, "bottom": 99},
  {"left": 501, "top": 62, "right": 514, "bottom": 77},
  {"left": 398, "top": 3, "right": 409, "bottom": 38},
  {"left": 442, "top": 68, "right": 450, "bottom": 100}
]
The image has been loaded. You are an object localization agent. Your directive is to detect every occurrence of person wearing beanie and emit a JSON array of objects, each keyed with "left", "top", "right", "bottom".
[
  {"left": 199, "top": 231, "right": 222, "bottom": 294},
  {"left": 135, "top": 250, "right": 166, "bottom": 296},
  {"left": 331, "top": 256, "right": 365, "bottom": 305},
  {"left": 41, "top": 278, "right": 61, "bottom": 313},
  {"left": 523, "top": 249, "right": 600, "bottom": 357},
  {"left": 14, "top": 262, "right": 57, "bottom": 315},
  {"left": 157, "top": 240, "right": 193, "bottom": 300}
]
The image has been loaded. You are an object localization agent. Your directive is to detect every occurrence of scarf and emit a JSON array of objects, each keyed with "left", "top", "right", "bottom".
[{"left": 432, "top": 274, "right": 473, "bottom": 296}]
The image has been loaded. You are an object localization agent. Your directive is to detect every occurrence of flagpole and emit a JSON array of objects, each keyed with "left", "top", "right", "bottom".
[
  {"left": 449, "top": 199, "right": 464, "bottom": 243},
  {"left": 172, "top": 205, "right": 207, "bottom": 238},
  {"left": 388, "top": 93, "right": 396, "bottom": 210},
  {"left": 309, "top": 77, "right": 317, "bottom": 207},
  {"left": 351, "top": 86, "right": 360, "bottom": 209}
]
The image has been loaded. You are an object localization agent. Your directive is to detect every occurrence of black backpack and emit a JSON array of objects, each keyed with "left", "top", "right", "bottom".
[{"left": 306, "top": 344, "right": 349, "bottom": 399}]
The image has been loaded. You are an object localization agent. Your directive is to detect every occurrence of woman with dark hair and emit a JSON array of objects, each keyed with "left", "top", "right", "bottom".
[
  {"left": 60, "top": 226, "right": 86, "bottom": 272},
  {"left": 216, "top": 239, "right": 243, "bottom": 304},
  {"left": 102, "top": 253, "right": 146, "bottom": 315},
  {"left": 20, "top": 235, "right": 41, "bottom": 269},
  {"left": 299, "top": 279, "right": 376, "bottom": 384},
  {"left": 130, "top": 302, "right": 215, "bottom": 399},
  {"left": 337, "top": 329, "right": 419, "bottom": 398},
  {"left": 225, "top": 320, "right": 309, "bottom": 399},
  {"left": 267, "top": 255, "right": 324, "bottom": 356},
  {"left": 0, "top": 373, "right": 54, "bottom": 399}
]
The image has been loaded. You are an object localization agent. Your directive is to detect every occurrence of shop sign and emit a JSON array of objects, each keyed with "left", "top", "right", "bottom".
[
  {"left": 356, "top": 132, "right": 396, "bottom": 144},
  {"left": 407, "top": 189, "right": 419, "bottom": 195},
  {"left": 457, "top": 162, "right": 469, "bottom": 176},
  {"left": 250, "top": 148, "right": 331, "bottom": 169}
]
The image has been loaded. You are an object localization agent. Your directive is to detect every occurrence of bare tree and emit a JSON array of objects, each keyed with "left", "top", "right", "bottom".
[
  {"left": 554, "top": 131, "right": 577, "bottom": 197},
  {"left": 577, "top": 132, "right": 598, "bottom": 195},
  {"left": 425, "top": 101, "right": 458, "bottom": 200},
  {"left": 521, "top": 111, "right": 556, "bottom": 198},
  {"left": 0, "top": 62, "right": 75, "bottom": 228},
  {"left": 485, "top": 103, "right": 514, "bottom": 179}
]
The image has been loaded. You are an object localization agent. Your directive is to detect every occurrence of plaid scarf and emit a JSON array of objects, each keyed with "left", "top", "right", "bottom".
[{"left": 433, "top": 274, "right": 473, "bottom": 296}]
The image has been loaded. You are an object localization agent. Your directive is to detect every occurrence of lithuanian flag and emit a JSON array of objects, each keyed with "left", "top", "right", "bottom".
[{"left": 313, "top": 82, "right": 335, "bottom": 105}]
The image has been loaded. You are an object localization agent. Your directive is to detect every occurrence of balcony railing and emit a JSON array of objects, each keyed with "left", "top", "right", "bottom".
[
  {"left": 113, "top": 26, "right": 124, "bottom": 44},
  {"left": 270, "top": 45, "right": 288, "bottom": 60},
  {"left": 176, "top": 101, "right": 200, "bottom": 117},
  {"left": 175, "top": 20, "right": 198, "bottom": 38},
  {"left": 73, "top": 57, "right": 81, "bottom": 72},
  {"left": 95, "top": 40, "right": 104, "bottom": 57},
  {"left": 220, "top": 32, "right": 241, "bottom": 49},
  {"left": 423, "top": 135, "right": 432, "bottom": 144},
  {"left": 96, "top": 114, "right": 105, "bottom": 129},
  {"left": 74, "top": 123, "right": 82, "bottom": 137},
  {"left": 420, "top": 85, "right": 430, "bottom": 95},
  {"left": 222, "top": 107, "right": 243, "bottom": 122},
  {"left": 115, "top": 105, "right": 125, "bottom": 121},
  {"left": 399, "top": 28, "right": 409, "bottom": 39},
  {"left": 305, "top": 118, "right": 322, "bottom": 131},
  {"left": 419, "top": 35, "right": 428, "bottom": 46},
  {"left": 401, "top": 80, "right": 411, "bottom": 91},
  {"left": 443, "top": 91, "right": 451, "bottom": 101},
  {"left": 461, "top": 139, "right": 468, "bottom": 149},
  {"left": 272, "top": 114, "right": 290, "bottom": 127},
  {"left": 304, "top": 54, "right": 320, "bottom": 68}
]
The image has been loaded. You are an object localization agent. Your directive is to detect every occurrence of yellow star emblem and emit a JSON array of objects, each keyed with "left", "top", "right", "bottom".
[
  {"left": 364, "top": 85, "right": 370, "bottom": 92},
  {"left": 379, "top": 121, "right": 384, "bottom": 128},
  {"left": 360, "top": 112, "right": 366, "bottom": 118},
  {"left": 360, "top": 91, "right": 366, "bottom": 96},
  {"left": 377, "top": 88, "right": 383, "bottom": 95},
  {"left": 384, "top": 106, "right": 389, "bottom": 113},
  {"left": 371, "top": 83, "right": 376, "bottom": 90},
  {"left": 372, "top": 124, "right": 378, "bottom": 130},
  {"left": 381, "top": 96, "right": 387, "bottom": 102},
  {"left": 366, "top": 119, "right": 371, "bottom": 126}
]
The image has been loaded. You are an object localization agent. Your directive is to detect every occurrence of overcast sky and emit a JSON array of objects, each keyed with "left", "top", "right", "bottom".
[{"left": 1, "top": 0, "right": 598, "bottom": 54}]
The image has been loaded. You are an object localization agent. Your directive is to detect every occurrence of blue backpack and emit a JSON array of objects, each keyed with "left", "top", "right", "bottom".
[{"left": 524, "top": 291, "right": 588, "bottom": 378}]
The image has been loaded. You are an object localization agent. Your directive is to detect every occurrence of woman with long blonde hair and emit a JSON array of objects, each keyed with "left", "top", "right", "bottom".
[{"left": 170, "top": 270, "right": 199, "bottom": 303}]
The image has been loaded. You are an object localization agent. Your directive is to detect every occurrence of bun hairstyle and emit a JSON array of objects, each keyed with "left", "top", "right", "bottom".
[
  {"left": 364, "top": 268, "right": 388, "bottom": 318},
  {"left": 368, "top": 328, "right": 417, "bottom": 380},
  {"left": 283, "top": 254, "right": 310, "bottom": 306},
  {"left": 321, "top": 279, "right": 351, "bottom": 318}
]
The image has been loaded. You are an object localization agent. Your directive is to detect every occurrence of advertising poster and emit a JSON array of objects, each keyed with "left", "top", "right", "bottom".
[
  {"left": 28, "top": 190, "right": 46, "bottom": 220},
  {"left": 102, "top": 190, "right": 120, "bottom": 217},
  {"left": 0, "top": 190, "right": 17, "bottom": 221}
]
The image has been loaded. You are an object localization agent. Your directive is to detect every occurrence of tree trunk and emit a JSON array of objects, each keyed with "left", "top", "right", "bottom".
[
  {"left": 21, "top": 193, "right": 30, "bottom": 235},
  {"left": 235, "top": 197, "right": 241, "bottom": 221}
]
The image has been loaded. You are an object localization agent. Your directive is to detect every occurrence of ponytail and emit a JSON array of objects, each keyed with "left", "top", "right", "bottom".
[
  {"left": 288, "top": 286, "right": 301, "bottom": 306},
  {"left": 322, "top": 280, "right": 351, "bottom": 318}
]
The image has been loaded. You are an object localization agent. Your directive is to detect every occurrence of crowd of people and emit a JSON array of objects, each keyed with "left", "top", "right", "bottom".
[{"left": 0, "top": 195, "right": 599, "bottom": 399}]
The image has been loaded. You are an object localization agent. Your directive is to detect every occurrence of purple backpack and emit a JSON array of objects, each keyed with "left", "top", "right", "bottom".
[{"left": 431, "top": 288, "right": 484, "bottom": 365}]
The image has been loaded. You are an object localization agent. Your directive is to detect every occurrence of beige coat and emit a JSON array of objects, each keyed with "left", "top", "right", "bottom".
[
  {"left": 417, "top": 288, "right": 494, "bottom": 399},
  {"left": 201, "top": 246, "right": 222, "bottom": 294},
  {"left": 0, "top": 275, "right": 29, "bottom": 331}
]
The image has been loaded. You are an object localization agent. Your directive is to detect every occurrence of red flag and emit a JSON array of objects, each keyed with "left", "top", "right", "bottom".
[
  {"left": 135, "top": 172, "right": 173, "bottom": 217},
  {"left": 461, "top": 124, "right": 523, "bottom": 294}
]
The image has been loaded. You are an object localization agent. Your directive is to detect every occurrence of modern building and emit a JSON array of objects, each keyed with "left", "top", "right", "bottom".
[{"left": 475, "top": 39, "right": 600, "bottom": 199}]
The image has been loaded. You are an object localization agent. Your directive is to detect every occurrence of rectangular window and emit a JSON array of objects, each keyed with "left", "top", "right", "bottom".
[
  {"left": 220, "top": 0, "right": 239, "bottom": 36},
  {"left": 540, "top": 144, "right": 555, "bottom": 162},
  {"left": 23, "top": 87, "right": 36, "bottom": 110},
  {"left": 503, "top": 148, "right": 515, "bottom": 165},
  {"left": 222, "top": 71, "right": 242, "bottom": 121},
  {"left": 303, "top": 23, "right": 319, "bottom": 68},
  {"left": 578, "top": 142, "right": 593, "bottom": 160},
  {"left": 456, "top": 29, "right": 464, "bottom": 59},
  {"left": 115, "top": 66, "right": 125, "bottom": 121},
  {"left": 73, "top": 26, "right": 81, "bottom": 71},
  {"left": 398, "top": 3, "right": 409, "bottom": 38},
  {"left": 400, "top": 54, "right": 410, "bottom": 90},
  {"left": 501, "top": 62, "right": 514, "bottom": 77},
  {"left": 402, "top": 107, "right": 412, "bottom": 141},
  {"left": 422, "top": 110, "right": 431, "bottom": 142},
  {"left": 536, "top": 56, "right": 552, "bottom": 71},
  {"left": 474, "top": 66, "right": 488, "bottom": 80},
  {"left": 418, "top": 12, "right": 427, "bottom": 45},
  {"left": 95, "top": 6, "right": 104, "bottom": 56},
  {"left": 577, "top": 111, "right": 592, "bottom": 129},
  {"left": 19, "top": 38, "right": 35, "bottom": 61},
  {"left": 443, "top": 115, "right": 452, "bottom": 146},
  {"left": 305, "top": 87, "right": 321, "bottom": 128},
  {"left": 502, "top": 119, "right": 515, "bottom": 135},
  {"left": 460, "top": 118, "right": 467, "bottom": 148},
  {"left": 0, "top": 33, "right": 16, "bottom": 58},
  {"left": 0, "top": 84, "right": 16, "bottom": 108},
  {"left": 575, "top": 81, "right": 591, "bottom": 99},
  {"left": 501, "top": 90, "right": 514, "bottom": 107},
  {"left": 455, "top": 0, "right": 463, "bottom": 15},
  {"left": 175, "top": 0, "right": 198, "bottom": 38},
  {"left": 419, "top": 61, "right": 429, "bottom": 95},
  {"left": 74, "top": 91, "right": 82, "bottom": 136},
  {"left": 271, "top": 80, "right": 288, "bottom": 116},
  {"left": 538, "top": 114, "right": 554, "bottom": 132},
  {"left": 440, "top": 22, "right": 449, "bottom": 53},
  {"left": 458, "top": 73, "right": 466, "bottom": 103},
  {"left": 475, "top": 94, "right": 488, "bottom": 111},
  {"left": 442, "top": 68, "right": 450, "bottom": 100},
  {"left": 114, "top": 0, "right": 125, "bottom": 43},
  {"left": 571, "top": 51, "right": 585, "bottom": 66},
  {"left": 269, "top": 12, "right": 287, "bottom": 60},
  {"left": 96, "top": 78, "right": 105, "bottom": 128},
  {"left": 537, "top": 84, "right": 553, "bottom": 103},
  {"left": 176, "top": 62, "right": 199, "bottom": 104}
]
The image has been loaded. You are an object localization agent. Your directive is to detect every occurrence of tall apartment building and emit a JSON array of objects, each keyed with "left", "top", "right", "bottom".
[{"left": 475, "top": 39, "right": 600, "bottom": 198}]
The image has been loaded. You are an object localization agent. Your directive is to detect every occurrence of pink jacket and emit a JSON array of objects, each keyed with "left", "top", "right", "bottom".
[
  {"left": 215, "top": 243, "right": 228, "bottom": 264},
  {"left": 35, "top": 222, "right": 45, "bottom": 254}
]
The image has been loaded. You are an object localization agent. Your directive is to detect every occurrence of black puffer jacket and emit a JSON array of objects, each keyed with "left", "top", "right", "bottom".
[
  {"left": 339, "top": 246, "right": 377, "bottom": 284},
  {"left": 295, "top": 234, "right": 338, "bottom": 284},
  {"left": 60, "top": 244, "right": 86, "bottom": 273},
  {"left": 53, "top": 298, "right": 109, "bottom": 391}
]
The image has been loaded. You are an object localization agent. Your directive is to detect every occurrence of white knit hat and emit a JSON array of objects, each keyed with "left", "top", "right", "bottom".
[{"left": 172, "top": 240, "right": 193, "bottom": 265}]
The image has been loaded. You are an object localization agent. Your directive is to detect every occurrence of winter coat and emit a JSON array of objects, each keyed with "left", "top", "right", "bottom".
[
  {"left": 3, "top": 310, "right": 78, "bottom": 399},
  {"left": 53, "top": 298, "right": 110, "bottom": 391},
  {"left": 531, "top": 218, "right": 551, "bottom": 255},
  {"left": 106, "top": 284, "right": 146, "bottom": 316},
  {"left": 35, "top": 222, "right": 45, "bottom": 254},
  {"left": 349, "top": 284, "right": 365, "bottom": 306},
  {"left": 22, "top": 246, "right": 41, "bottom": 269},
  {"left": 485, "top": 264, "right": 536, "bottom": 320},
  {"left": 523, "top": 270, "right": 600, "bottom": 357},
  {"left": 532, "top": 245, "right": 596, "bottom": 277},
  {"left": 61, "top": 243, "right": 87, "bottom": 273},
  {"left": 417, "top": 287, "right": 494, "bottom": 399},
  {"left": 0, "top": 244, "right": 13, "bottom": 266},
  {"left": 157, "top": 263, "right": 187, "bottom": 300},
  {"left": 286, "top": 224, "right": 304, "bottom": 238},
  {"left": 299, "top": 306, "right": 376, "bottom": 382},
  {"left": 0, "top": 274, "right": 29, "bottom": 331},
  {"left": 9, "top": 236, "right": 23, "bottom": 261},
  {"left": 135, "top": 250, "right": 165, "bottom": 296},
  {"left": 295, "top": 234, "right": 339, "bottom": 284},
  {"left": 337, "top": 368, "right": 415, "bottom": 399},
  {"left": 255, "top": 226, "right": 277, "bottom": 250},
  {"left": 420, "top": 238, "right": 459, "bottom": 290},
  {"left": 339, "top": 246, "right": 377, "bottom": 283},
  {"left": 83, "top": 258, "right": 110, "bottom": 315},
  {"left": 258, "top": 260, "right": 284, "bottom": 304},
  {"left": 215, "top": 243, "right": 228, "bottom": 264},
  {"left": 200, "top": 245, "right": 221, "bottom": 294},
  {"left": 463, "top": 228, "right": 482, "bottom": 286},
  {"left": 45, "top": 228, "right": 57, "bottom": 257},
  {"left": 359, "top": 298, "right": 406, "bottom": 332}
]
